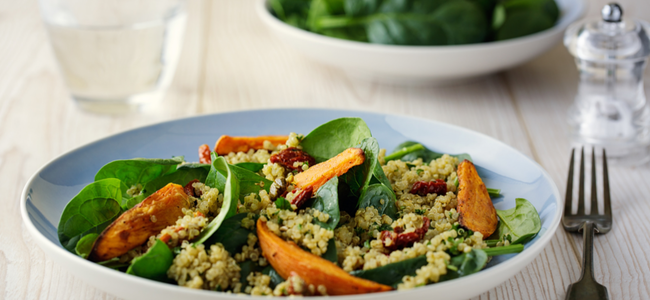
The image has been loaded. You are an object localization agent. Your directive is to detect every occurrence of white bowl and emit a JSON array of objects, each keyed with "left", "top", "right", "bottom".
[
  {"left": 21, "top": 109, "right": 561, "bottom": 300},
  {"left": 256, "top": 0, "right": 585, "bottom": 84}
]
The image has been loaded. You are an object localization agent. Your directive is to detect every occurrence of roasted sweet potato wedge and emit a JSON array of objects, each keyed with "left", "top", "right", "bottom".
[
  {"left": 293, "top": 147, "right": 365, "bottom": 192},
  {"left": 88, "top": 183, "right": 191, "bottom": 262},
  {"left": 456, "top": 160, "right": 498, "bottom": 237},
  {"left": 214, "top": 135, "right": 289, "bottom": 155},
  {"left": 257, "top": 219, "right": 391, "bottom": 295}
]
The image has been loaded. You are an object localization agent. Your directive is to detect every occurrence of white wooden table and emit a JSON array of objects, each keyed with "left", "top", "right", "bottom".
[{"left": 2, "top": 0, "right": 650, "bottom": 299}]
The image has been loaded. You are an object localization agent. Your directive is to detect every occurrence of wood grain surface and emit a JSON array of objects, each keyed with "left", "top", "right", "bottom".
[{"left": 2, "top": 0, "right": 649, "bottom": 299}]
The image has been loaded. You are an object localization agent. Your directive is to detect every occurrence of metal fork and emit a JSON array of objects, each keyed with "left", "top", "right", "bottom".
[{"left": 563, "top": 147, "right": 612, "bottom": 300}]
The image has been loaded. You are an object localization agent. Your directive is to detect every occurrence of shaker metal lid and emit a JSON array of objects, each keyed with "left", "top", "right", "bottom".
[
  {"left": 564, "top": 2, "right": 650, "bottom": 62},
  {"left": 602, "top": 3, "right": 622, "bottom": 23}
]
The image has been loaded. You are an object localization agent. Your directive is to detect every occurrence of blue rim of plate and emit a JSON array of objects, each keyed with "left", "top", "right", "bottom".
[{"left": 21, "top": 108, "right": 561, "bottom": 299}]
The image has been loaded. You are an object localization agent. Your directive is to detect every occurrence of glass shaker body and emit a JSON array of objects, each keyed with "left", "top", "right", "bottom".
[{"left": 565, "top": 11, "right": 650, "bottom": 164}]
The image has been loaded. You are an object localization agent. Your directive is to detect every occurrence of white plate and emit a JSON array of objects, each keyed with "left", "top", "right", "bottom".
[
  {"left": 21, "top": 109, "right": 561, "bottom": 300},
  {"left": 257, "top": 0, "right": 585, "bottom": 84}
]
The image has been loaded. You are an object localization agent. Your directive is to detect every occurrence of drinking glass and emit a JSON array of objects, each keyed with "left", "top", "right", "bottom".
[{"left": 38, "top": 0, "right": 187, "bottom": 113}]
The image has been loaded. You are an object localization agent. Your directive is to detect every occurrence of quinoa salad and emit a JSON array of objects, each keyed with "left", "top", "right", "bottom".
[{"left": 57, "top": 117, "right": 541, "bottom": 296}]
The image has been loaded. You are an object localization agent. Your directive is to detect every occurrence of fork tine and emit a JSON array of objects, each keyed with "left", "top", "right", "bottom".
[
  {"left": 603, "top": 148, "right": 612, "bottom": 219},
  {"left": 590, "top": 147, "right": 599, "bottom": 215},
  {"left": 564, "top": 148, "right": 575, "bottom": 216},
  {"left": 577, "top": 147, "right": 586, "bottom": 215}
]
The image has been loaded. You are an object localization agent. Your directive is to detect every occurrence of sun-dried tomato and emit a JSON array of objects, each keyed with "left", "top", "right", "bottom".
[
  {"left": 270, "top": 147, "right": 316, "bottom": 172},
  {"left": 199, "top": 144, "right": 212, "bottom": 164},
  {"left": 290, "top": 186, "right": 314, "bottom": 208},
  {"left": 184, "top": 179, "right": 202, "bottom": 197},
  {"left": 410, "top": 180, "right": 447, "bottom": 196},
  {"left": 380, "top": 217, "right": 431, "bottom": 251}
]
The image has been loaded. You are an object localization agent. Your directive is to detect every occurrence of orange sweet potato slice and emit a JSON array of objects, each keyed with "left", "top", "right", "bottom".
[
  {"left": 214, "top": 135, "right": 289, "bottom": 155},
  {"left": 257, "top": 219, "right": 391, "bottom": 295},
  {"left": 88, "top": 183, "right": 191, "bottom": 262},
  {"left": 293, "top": 147, "right": 365, "bottom": 192},
  {"left": 456, "top": 160, "right": 498, "bottom": 237}
]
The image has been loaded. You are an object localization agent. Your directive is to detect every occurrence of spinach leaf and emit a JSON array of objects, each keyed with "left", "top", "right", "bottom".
[
  {"left": 262, "top": 265, "right": 285, "bottom": 288},
  {"left": 94, "top": 157, "right": 183, "bottom": 187},
  {"left": 204, "top": 213, "right": 255, "bottom": 254},
  {"left": 126, "top": 239, "right": 174, "bottom": 282},
  {"left": 305, "top": 177, "right": 340, "bottom": 230},
  {"left": 358, "top": 183, "right": 397, "bottom": 220},
  {"left": 495, "top": 0, "right": 558, "bottom": 40},
  {"left": 141, "top": 164, "right": 210, "bottom": 197},
  {"left": 322, "top": 238, "right": 338, "bottom": 263},
  {"left": 275, "top": 197, "right": 292, "bottom": 210},
  {"left": 230, "top": 164, "right": 273, "bottom": 198},
  {"left": 308, "top": 0, "right": 332, "bottom": 31},
  {"left": 234, "top": 162, "right": 265, "bottom": 173},
  {"left": 301, "top": 117, "right": 372, "bottom": 163},
  {"left": 430, "top": 0, "right": 487, "bottom": 45},
  {"left": 97, "top": 257, "right": 130, "bottom": 270},
  {"left": 341, "top": 137, "right": 379, "bottom": 200},
  {"left": 439, "top": 248, "right": 488, "bottom": 281},
  {"left": 345, "top": 0, "right": 381, "bottom": 17},
  {"left": 494, "top": 198, "right": 541, "bottom": 244},
  {"left": 206, "top": 153, "right": 271, "bottom": 200},
  {"left": 391, "top": 141, "right": 472, "bottom": 163},
  {"left": 58, "top": 178, "right": 123, "bottom": 253},
  {"left": 75, "top": 233, "right": 98, "bottom": 259},
  {"left": 351, "top": 255, "right": 427, "bottom": 287},
  {"left": 123, "top": 194, "right": 145, "bottom": 210},
  {"left": 495, "top": 9, "right": 553, "bottom": 40},
  {"left": 269, "top": 0, "right": 311, "bottom": 29},
  {"left": 239, "top": 260, "right": 263, "bottom": 285},
  {"left": 372, "top": 161, "right": 392, "bottom": 192},
  {"left": 193, "top": 157, "right": 240, "bottom": 245},
  {"left": 366, "top": 15, "right": 448, "bottom": 45}
]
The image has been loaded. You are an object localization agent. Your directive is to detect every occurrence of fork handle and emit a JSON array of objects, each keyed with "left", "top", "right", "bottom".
[
  {"left": 580, "top": 221, "right": 596, "bottom": 280},
  {"left": 565, "top": 221, "right": 609, "bottom": 300}
]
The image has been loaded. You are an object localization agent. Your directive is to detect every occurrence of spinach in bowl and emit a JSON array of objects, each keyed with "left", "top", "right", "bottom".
[{"left": 269, "top": 0, "right": 560, "bottom": 45}]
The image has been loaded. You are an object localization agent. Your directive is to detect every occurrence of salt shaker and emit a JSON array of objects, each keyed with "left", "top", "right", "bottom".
[{"left": 564, "top": 3, "right": 650, "bottom": 164}]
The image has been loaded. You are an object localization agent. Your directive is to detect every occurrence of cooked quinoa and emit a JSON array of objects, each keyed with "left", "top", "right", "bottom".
[{"left": 164, "top": 146, "right": 487, "bottom": 292}]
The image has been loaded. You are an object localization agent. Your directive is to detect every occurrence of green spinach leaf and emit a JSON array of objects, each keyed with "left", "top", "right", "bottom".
[
  {"left": 494, "top": 198, "right": 541, "bottom": 244},
  {"left": 206, "top": 153, "right": 271, "bottom": 200},
  {"left": 345, "top": 0, "right": 381, "bottom": 17},
  {"left": 94, "top": 157, "right": 184, "bottom": 187},
  {"left": 372, "top": 160, "right": 392, "bottom": 191},
  {"left": 262, "top": 265, "right": 285, "bottom": 288},
  {"left": 430, "top": 0, "right": 487, "bottom": 45},
  {"left": 301, "top": 117, "right": 372, "bottom": 163},
  {"left": 75, "top": 233, "right": 98, "bottom": 259},
  {"left": 204, "top": 213, "right": 255, "bottom": 254},
  {"left": 341, "top": 137, "right": 379, "bottom": 200},
  {"left": 351, "top": 255, "right": 427, "bottom": 287},
  {"left": 58, "top": 178, "right": 124, "bottom": 253},
  {"left": 358, "top": 183, "right": 397, "bottom": 220},
  {"left": 322, "top": 238, "right": 338, "bottom": 263},
  {"left": 141, "top": 164, "right": 210, "bottom": 197},
  {"left": 234, "top": 162, "right": 265, "bottom": 173},
  {"left": 239, "top": 260, "right": 263, "bottom": 285},
  {"left": 275, "top": 197, "right": 292, "bottom": 210},
  {"left": 439, "top": 248, "right": 488, "bottom": 281},
  {"left": 305, "top": 177, "right": 340, "bottom": 230},
  {"left": 193, "top": 157, "right": 239, "bottom": 245},
  {"left": 126, "top": 239, "right": 174, "bottom": 282}
]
